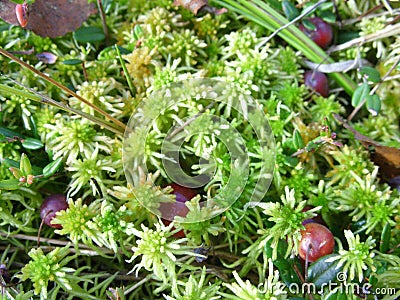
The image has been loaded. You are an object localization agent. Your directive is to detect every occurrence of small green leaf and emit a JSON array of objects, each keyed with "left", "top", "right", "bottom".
[
  {"left": 274, "top": 259, "right": 302, "bottom": 286},
  {"left": 302, "top": 19, "right": 316, "bottom": 31},
  {"left": 307, "top": 254, "right": 341, "bottom": 288},
  {"left": 319, "top": 10, "right": 336, "bottom": 23},
  {"left": 2, "top": 158, "right": 19, "bottom": 168},
  {"left": 62, "top": 59, "right": 83, "bottom": 65},
  {"left": 43, "top": 157, "right": 63, "bottom": 178},
  {"left": 22, "top": 137, "right": 44, "bottom": 150},
  {"left": 0, "top": 179, "right": 20, "bottom": 190},
  {"left": 360, "top": 66, "right": 381, "bottom": 83},
  {"left": 366, "top": 94, "right": 381, "bottom": 116},
  {"left": 74, "top": 26, "right": 105, "bottom": 43},
  {"left": 133, "top": 24, "right": 144, "bottom": 40},
  {"left": 380, "top": 222, "right": 391, "bottom": 253},
  {"left": 9, "top": 167, "right": 23, "bottom": 179},
  {"left": 293, "top": 129, "right": 305, "bottom": 149},
  {"left": 116, "top": 45, "right": 130, "bottom": 55},
  {"left": 0, "top": 127, "right": 24, "bottom": 138},
  {"left": 351, "top": 83, "right": 370, "bottom": 107},
  {"left": 282, "top": 0, "right": 299, "bottom": 21},
  {"left": 319, "top": 2, "right": 334, "bottom": 10},
  {"left": 19, "top": 153, "right": 32, "bottom": 176}
]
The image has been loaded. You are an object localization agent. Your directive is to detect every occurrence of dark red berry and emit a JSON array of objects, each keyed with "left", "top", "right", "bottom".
[
  {"left": 40, "top": 194, "right": 68, "bottom": 229},
  {"left": 304, "top": 70, "right": 329, "bottom": 97},
  {"left": 298, "top": 223, "right": 335, "bottom": 262},
  {"left": 299, "top": 17, "right": 333, "bottom": 49},
  {"left": 160, "top": 183, "right": 198, "bottom": 238}
]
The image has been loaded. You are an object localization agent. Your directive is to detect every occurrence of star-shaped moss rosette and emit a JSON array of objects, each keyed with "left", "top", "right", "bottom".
[{"left": 122, "top": 78, "right": 276, "bottom": 223}]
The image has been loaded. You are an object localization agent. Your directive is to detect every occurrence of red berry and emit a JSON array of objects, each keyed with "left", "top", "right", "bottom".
[
  {"left": 298, "top": 223, "right": 335, "bottom": 262},
  {"left": 160, "top": 183, "right": 198, "bottom": 238},
  {"left": 40, "top": 194, "right": 68, "bottom": 229},
  {"left": 299, "top": 17, "right": 333, "bottom": 49},
  {"left": 170, "top": 183, "right": 197, "bottom": 203},
  {"left": 304, "top": 70, "right": 329, "bottom": 97}
]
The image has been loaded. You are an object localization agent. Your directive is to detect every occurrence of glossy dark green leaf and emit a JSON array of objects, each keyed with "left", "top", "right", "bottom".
[
  {"left": 302, "top": 19, "right": 316, "bottom": 31},
  {"left": 22, "top": 137, "right": 44, "bottom": 150},
  {"left": 337, "top": 31, "right": 360, "bottom": 44},
  {"left": 351, "top": 83, "right": 370, "bottom": 107},
  {"left": 74, "top": 26, "right": 105, "bottom": 43},
  {"left": 116, "top": 45, "right": 130, "bottom": 55},
  {"left": 43, "top": 157, "right": 63, "bottom": 178},
  {"left": 0, "top": 127, "right": 24, "bottom": 138},
  {"left": 2, "top": 158, "right": 19, "bottom": 168},
  {"left": 0, "top": 179, "right": 20, "bottom": 190},
  {"left": 62, "top": 59, "right": 83, "bottom": 65},
  {"left": 360, "top": 66, "right": 381, "bottom": 83},
  {"left": 293, "top": 129, "right": 305, "bottom": 149},
  {"left": 366, "top": 94, "right": 381, "bottom": 116},
  {"left": 380, "top": 222, "right": 391, "bottom": 253},
  {"left": 307, "top": 254, "right": 341, "bottom": 288},
  {"left": 319, "top": 10, "right": 336, "bottom": 23},
  {"left": 282, "top": 0, "right": 299, "bottom": 21},
  {"left": 274, "top": 258, "right": 302, "bottom": 286}
]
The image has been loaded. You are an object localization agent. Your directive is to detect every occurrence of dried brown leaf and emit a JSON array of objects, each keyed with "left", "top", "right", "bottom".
[
  {"left": 0, "top": 0, "right": 97, "bottom": 38},
  {"left": 334, "top": 114, "right": 400, "bottom": 179},
  {"left": 173, "top": 0, "right": 227, "bottom": 15}
]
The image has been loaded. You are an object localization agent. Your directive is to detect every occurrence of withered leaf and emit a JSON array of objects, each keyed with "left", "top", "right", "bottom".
[
  {"left": 334, "top": 113, "right": 400, "bottom": 179},
  {"left": 0, "top": 0, "right": 97, "bottom": 38},
  {"left": 173, "top": 0, "right": 227, "bottom": 15}
]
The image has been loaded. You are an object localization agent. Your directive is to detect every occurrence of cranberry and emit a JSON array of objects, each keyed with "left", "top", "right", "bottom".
[
  {"left": 304, "top": 70, "right": 329, "bottom": 97},
  {"left": 298, "top": 223, "right": 335, "bottom": 262},
  {"left": 299, "top": 17, "right": 333, "bottom": 49},
  {"left": 160, "top": 183, "right": 198, "bottom": 238},
  {"left": 40, "top": 194, "right": 68, "bottom": 229}
]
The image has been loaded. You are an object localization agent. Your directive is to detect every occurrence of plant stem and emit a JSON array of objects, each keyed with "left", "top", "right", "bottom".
[
  {"left": 328, "top": 23, "right": 400, "bottom": 53},
  {"left": 115, "top": 45, "right": 136, "bottom": 97},
  {"left": 0, "top": 81, "right": 124, "bottom": 135},
  {"left": 0, "top": 48, "right": 127, "bottom": 133},
  {"left": 214, "top": 0, "right": 357, "bottom": 96},
  {"left": 97, "top": 0, "right": 110, "bottom": 45}
]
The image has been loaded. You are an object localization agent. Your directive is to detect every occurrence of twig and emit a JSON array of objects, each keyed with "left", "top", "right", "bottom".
[
  {"left": 1, "top": 75, "right": 124, "bottom": 135},
  {"left": 115, "top": 45, "right": 136, "bottom": 97},
  {"left": 337, "top": 8, "right": 400, "bottom": 26},
  {"left": 0, "top": 48, "right": 126, "bottom": 134},
  {"left": 328, "top": 23, "right": 400, "bottom": 53},
  {"left": 97, "top": 0, "right": 110, "bottom": 45},
  {"left": 0, "top": 232, "right": 116, "bottom": 255},
  {"left": 123, "top": 276, "right": 150, "bottom": 296}
]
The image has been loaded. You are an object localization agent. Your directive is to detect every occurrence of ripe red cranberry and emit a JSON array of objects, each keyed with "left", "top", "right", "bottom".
[
  {"left": 40, "top": 194, "right": 68, "bottom": 229},
  {"left": 298, "top": 223, "right": 335, "bottom": 262},
  {"left": 160, "top": 183, "right": 198, "bottom": 238},
  {"left": 299, "top": 17, "right": 333, "bottom": 49},
  {"left": 304, "top": 70, "right": 329, "bottom": 97}
]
